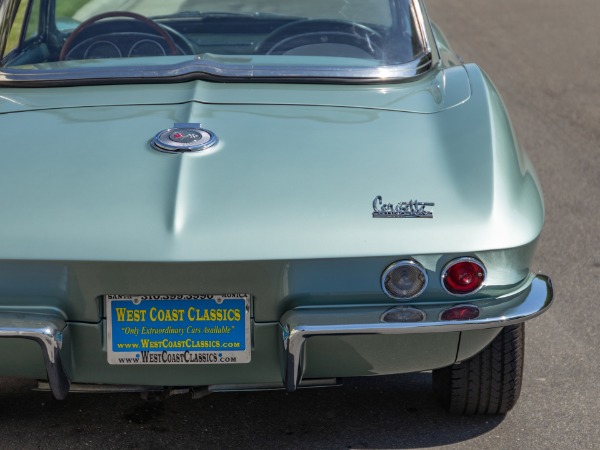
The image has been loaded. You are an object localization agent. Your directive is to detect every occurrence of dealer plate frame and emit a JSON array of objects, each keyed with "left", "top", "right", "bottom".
[{"left": 105, "top": 294, "right": 251, "bottom": 365}]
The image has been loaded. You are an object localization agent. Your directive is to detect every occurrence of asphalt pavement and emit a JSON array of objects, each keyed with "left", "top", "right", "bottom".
[{"left": 1, "top": 0, "right": 599, "bottom": 448}]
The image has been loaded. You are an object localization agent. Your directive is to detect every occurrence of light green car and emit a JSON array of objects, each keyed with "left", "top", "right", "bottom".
[{"left": 0, "top": 0, "right": 552, "bottom": 415}]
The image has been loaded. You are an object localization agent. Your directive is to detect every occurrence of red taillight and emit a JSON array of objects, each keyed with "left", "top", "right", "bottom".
[
  {"left": 440, "top": 305, "right": 480, "bottom": 321},
  {"left": 442, "top": 258, "right": 486, "bottom": 295}
]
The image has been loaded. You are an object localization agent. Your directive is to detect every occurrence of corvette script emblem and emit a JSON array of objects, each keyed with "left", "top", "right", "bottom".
[
  {"left": 151, "top": 123, "right": 218, "bottom": 153},
  {"left": 372, "top": 196, "right": 434, "bottom": 218}
]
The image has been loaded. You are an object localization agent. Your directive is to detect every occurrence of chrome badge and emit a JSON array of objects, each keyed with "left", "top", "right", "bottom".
[
  {"left": 151, "top": 123, "right": 218, "bottom": 153},
  {"left": 373, "top": 196, "right": 434, "bottom": 219}
]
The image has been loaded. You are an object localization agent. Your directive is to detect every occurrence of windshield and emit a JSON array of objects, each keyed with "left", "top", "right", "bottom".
[{"left": 0, "top": 0, "right": 434, "bottom": 84}]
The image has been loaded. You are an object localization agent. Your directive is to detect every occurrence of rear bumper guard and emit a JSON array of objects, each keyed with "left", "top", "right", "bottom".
[
  {"left": 0, "top": 312, "right": 70, "bottom": 399},
  {"left": 279, "top": 274, "right": 553, "bottom": 392}
]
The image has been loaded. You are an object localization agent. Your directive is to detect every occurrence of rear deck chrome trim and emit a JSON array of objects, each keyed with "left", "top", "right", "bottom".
[
  {"left": 0, "top": 312, "right": 70, "bottom": 399},
  {"left": 280, "top": 274, "right": 553, "bottom": 392}
]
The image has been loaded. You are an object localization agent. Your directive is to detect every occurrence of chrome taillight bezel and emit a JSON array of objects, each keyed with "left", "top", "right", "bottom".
[
  {"left": 381, "top": 260, "right": 428, "bottom": 300},
  {"left": 441, "top": 257, "right": 487, "bottom": 296}
]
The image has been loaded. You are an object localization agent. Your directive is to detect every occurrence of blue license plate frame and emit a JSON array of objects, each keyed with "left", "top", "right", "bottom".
[{"left": 106, "top": 294, "right": 251, "bottom": 365}]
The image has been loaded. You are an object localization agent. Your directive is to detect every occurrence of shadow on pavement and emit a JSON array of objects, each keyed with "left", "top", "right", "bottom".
[{"left": 0, "top": 374, "right": 504, "bottom": 449}]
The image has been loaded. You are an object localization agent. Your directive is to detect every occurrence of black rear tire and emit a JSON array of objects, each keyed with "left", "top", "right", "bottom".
[{"left": 432, "top": 324, "right": 525, "bottom": 415}]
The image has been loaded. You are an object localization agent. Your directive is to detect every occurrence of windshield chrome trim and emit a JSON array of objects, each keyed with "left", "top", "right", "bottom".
[
  {"left": 0, "top": 52, "right": 434, "bottom": 86},
  {"left": 411, "top": 0, "right": 430, "bottom": 54}
]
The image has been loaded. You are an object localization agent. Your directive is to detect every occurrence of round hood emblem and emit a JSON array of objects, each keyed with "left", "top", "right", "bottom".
[{"left": 151, "top": 123, "right": 218, "bottom": 153}]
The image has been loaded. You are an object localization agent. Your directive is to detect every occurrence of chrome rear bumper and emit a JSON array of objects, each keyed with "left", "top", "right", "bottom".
[
  {"left": 0, "top": 275, "right": 552, "bottom": 399},
  {"left": 0, "top": 312, "right": 70, "bottom": 399},
  {"left": 279, "top": 274, "right": 553, "bottom": 392}
]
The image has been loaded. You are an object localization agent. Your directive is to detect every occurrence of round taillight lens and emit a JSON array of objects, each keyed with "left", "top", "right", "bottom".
[
  {"left": 382, "top": 261, "right": 428, "bottom": 300},
  {"left": 442, "top": 258, "right": 486, "bottom": 295}
]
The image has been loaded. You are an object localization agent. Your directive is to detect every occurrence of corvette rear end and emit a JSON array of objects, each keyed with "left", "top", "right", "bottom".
[{"left": 0, "top": 0, "right": 552, "bottom": 414}]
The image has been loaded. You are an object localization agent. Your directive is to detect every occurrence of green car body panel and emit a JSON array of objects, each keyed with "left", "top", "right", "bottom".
[
  {"left": 0, "top": 65, "right": 542, "bottom": 263},
  {"left": 0, "top": 0, "right": 552, "bottom": 403}
]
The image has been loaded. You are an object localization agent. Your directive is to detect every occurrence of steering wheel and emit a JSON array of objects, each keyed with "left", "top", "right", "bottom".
[
  {"left": 255, "top": 19, "right": 383, "bottom": 59},
  {"left": 60, "top": 11, "right": 179, "bottom": 61}
]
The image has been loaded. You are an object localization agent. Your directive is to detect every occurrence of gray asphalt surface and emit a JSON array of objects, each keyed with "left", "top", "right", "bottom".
[{"left": 1, "top": 0, "right": 599, "bottom": 448}]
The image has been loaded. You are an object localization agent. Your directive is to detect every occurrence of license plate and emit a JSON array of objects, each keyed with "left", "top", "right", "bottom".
[{"left": 106, "top": 294, "right": 251, "bottom": 365}]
